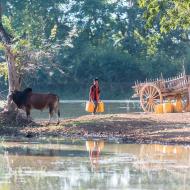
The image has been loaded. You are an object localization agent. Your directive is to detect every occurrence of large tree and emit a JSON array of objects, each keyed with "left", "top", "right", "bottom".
[
  {"left": 0, "top": 3, "right": 20, "bottom": 110},
  {"left": 0, "top": 0, "right": 69, "bottom": 110}
]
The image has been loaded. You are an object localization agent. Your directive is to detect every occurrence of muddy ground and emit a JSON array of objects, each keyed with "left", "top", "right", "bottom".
[{"left": 1, "top": 111, "right": 190, "bottom": 145}]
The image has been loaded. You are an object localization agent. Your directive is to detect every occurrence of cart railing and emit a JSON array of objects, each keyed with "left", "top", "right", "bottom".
[
  {"left": 164, "top": 75, "right": 190, "bottom": 90},
  {"left": 132, "top": 74, "right": 190, "bottom": 97}
]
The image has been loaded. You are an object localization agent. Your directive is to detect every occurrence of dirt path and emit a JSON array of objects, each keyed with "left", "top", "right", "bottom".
[
  {"left": 10, "top": 112, "right": 189, "bottom": 145},
  {"left": 1, "top": 111, "right": 190, "bottom": 144}
]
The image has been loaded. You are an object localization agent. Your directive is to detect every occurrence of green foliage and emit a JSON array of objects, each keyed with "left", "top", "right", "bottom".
[
  {"left": 139, "top": 0, "right": 190, "bottom": 33},
  {"left": 50, "top": 25, "right": 58, "bottom": 40},
  {"left": 0, "top": 43, "right": 5, "bottom": 51},
  {"left": 0, "top": 63, "right": 8, "bottom": 80},
  {"left": 134, "top": 29, "right": 162, "bottom": 55},
  {"left": 0, "top": 0, "right": 189, "bottom": 99},
  {"left": 2, "top": 15, "right": 15, "bottom": 37}
]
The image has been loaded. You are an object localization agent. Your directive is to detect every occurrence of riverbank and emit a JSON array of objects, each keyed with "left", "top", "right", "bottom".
[{"left": 1, "top": 112, "right": 190, "bottom": 145}]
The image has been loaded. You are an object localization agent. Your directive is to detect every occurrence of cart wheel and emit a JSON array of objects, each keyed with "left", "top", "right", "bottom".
[{"left": 140, "top": 84, "right": 163, "bottom": 113}]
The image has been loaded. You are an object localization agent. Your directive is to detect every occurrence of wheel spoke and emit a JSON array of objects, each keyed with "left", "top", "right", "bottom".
[
  {"left": 152, "top": 93, "right": 159, "bottom": 99},
  {"left": 142, "top": 102, "right": 148, "bottom": 109},
  {"left": 150, "top": 87, "right": 155, "bottom": 96},
  {"left": 148, "top": 103, "right": 153, "bottom": 112},
  {"left": 147, "top": 102, "right": 154, "bottom": 112},
  {"left": 149, "top": 103, "right": 155, "bottom": 110},
  {"left": 152, "top": 105, "right": 156, "bottom": 112},
  {"left": 150, "top": 101, "right": 155, "bottom": 106},
  {"left": 144, "top": 89, "right": 149, "bottom": 96},
  {"left": 152, "top": 90, "right": 158, "bottom": 97},
  {"left": 149, "top": 87, "right": 152, "bottom": 96},
  {"left": 145, "top": 103, "right": 149, "bottom": 110},
  {"left": 151, "top": 104, "right": 154, "bottom": 112},
  {"left": 148, "top": 104, "right": 152, "bottom": 112},
  {"left": 143, "top": 95, "right": 148, "bottom": 99},
  {"left": 146, "top": 103, "right": 150, "bottom": 112},
  {"left": 141, "top": 99, "right": 147, "bottom": 104},
  {"left": 145, "top": 87, "right": 150, "bottom": 96}
]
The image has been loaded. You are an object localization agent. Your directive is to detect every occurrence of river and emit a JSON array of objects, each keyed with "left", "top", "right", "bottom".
[
  {"left": 31, "top": 100, "right": 141, "bottom": 120},
  {"left": 0, "top": 138, "right": 189, "bottom": 190}
]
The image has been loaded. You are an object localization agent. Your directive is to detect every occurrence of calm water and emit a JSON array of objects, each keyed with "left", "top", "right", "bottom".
[
  {"left": 31, "top": 100, "right": 141, "bottom": 120},
  {"left": 0, "top": 139, "right": 190, "bottom": 190}
]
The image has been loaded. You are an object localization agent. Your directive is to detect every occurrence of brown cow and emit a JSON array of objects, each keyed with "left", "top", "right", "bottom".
[{"left": 10, "top": 88, "right": 60, "bottom": 124}]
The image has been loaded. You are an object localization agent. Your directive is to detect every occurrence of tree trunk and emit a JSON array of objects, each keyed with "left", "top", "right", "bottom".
[
  {"left": 5, "top": 45, "right": 21, "bottom": 111},
  {"left": 5, "top": 45, "right": 20, "bottom": 90},
  {"left": 0, "top": 4, "right": 20, "bottom": 111}
]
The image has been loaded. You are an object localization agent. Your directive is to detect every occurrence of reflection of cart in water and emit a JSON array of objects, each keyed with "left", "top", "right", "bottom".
[
  {"left": 135, "top": 144, "right": 190, "bottom": 172},
  {"left": 132, "top": 72, "right": 190, "bottom": 112},
  {"left": 86, "top": 140, "right": 104, "bottom": 170}
]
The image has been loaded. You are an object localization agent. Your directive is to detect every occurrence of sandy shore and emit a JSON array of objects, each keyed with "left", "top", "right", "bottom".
[{"left": 1, "top": 111, "right": 190, "bottom": 145}]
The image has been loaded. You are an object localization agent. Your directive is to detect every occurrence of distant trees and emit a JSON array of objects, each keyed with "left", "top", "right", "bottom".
[{"left": 0, "top": 0, "right": 189, "bottom": 99}]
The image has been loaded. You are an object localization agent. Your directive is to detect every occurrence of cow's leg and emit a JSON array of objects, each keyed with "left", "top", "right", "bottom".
[
  {"left": 54, "top": 105, "right": 60, "bottom": 125},
  {"left": 54, "top": 103, "right": 60, "bottom": 125},
  {"left": 48, "top": 106, "right": 54, "bottom": 125},
  {"left": 26, "top": 107, "right": 31, "bottom": 121},
  {"left": 55, "top": 108, "right": 60, "bottom": 125},
  {"left": 57, "top": 109, "right": 60, "bottom": 124}
]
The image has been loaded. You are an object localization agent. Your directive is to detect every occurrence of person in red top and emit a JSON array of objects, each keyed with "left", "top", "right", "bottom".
[{"left": 89, "top": 78, "right": 101, "bottom": 114}]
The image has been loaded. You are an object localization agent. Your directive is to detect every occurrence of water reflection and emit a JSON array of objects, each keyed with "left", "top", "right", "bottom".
[
  {"left": 136, "top": 144, "right": 190, "bottom": 171},
  {"left": 0, "top": 140, "right": 189, "bottom": 189},
  {"left": 86, "top": 140, "right": 105, "bottom": 171}
]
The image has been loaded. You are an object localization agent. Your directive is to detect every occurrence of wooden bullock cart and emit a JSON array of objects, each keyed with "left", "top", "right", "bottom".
[{"left": 132, "top": 73, "right": 190, "bottom": 112}]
